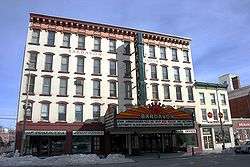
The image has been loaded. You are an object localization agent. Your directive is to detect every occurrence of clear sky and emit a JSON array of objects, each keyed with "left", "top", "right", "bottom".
[{"left": 0, "top": 0, "right": 249, "bottom": 128}]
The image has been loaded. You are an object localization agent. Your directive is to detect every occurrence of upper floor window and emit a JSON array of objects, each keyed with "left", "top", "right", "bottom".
[
  {"left": 58, "top": 103, "right": 67, "bottom": 121},
  {"left": 42, "top": 77, "right": 51, "bottom": 95},
  {"left": 76, "top": 56, "right": 84, "bottom": 74},
  {"left": 176, "top": 85, "right": 182, "bottom": 101},
  {"left": 173, "top": 67, "right": 180, "bottom": 82},
  {"left": 62, "top": 33, "right": 71, "bottom": 47},
  {"left": 59, "top": 78, "right": 68, "bottom": 96},
  {"left": 60, "top": 55, "right": 69, "bottom": 72},
  {"left": 210, "top": 93, "right": 216, "bottom": 105},
  {"left": 41, "top": 102, "right": 50, "bottom": 121},
  {"left": 172, "top": 48, "right": 178, "bottom": 61},
  {"left": 44, "top": 53, "right": 53, "bottom": 71},
  {"left": 28, "top": 52, "right": 38, "bottom": 70},
  {"left": 160, "top": 47, "right": 166, "bottom": 59},
  {"left": 163, "top": 85, "right": 170, "bottom": 100},
  {"left": 93, "top": 80, "right": 101, "bottom": 97},
  {"left": 223, "top": 109, "right": 229, "bottom": 121},
  {"left": 185, "top": 68, "right": 192, "bottom": 82},
  {"left": 125, "top": 81, "right": 132, "bottom": 99},
  {"left": 25, "top": 101, "right": 33, "bottom": 120},
  {"left": 94, "top": 37, "right": 101, "bottom": 51},
  {"left": 124, "top": 41, "right": 130, "bottom": 55},
  {"left": 124, "top": 61, "right": 131, "bottom": 78},
  {"left": 221, "top": 94, "right": 226, "bottom": 105},
  {"left": 75, "top": 104, "right": 83, "bottom": 122},
  {"left": 213, "top": 109, "right": 218, "bottom": 120},
  {"left": 93, "top": 59, "right": 101, "bottom": 74},
  {"left": 47, "top": 31, "right": 55, "bottom": 46},
  {"left": 109, "top": 81, "right": 117, "bottom": 97},
  {"left": 149, "top": 45, "right": 155, "bottom": 58},
  {"left": 93, "top": 104, "right": 100, "bottom": 120},
  {"left": 25, "top": 74, "right": 36, "bottom": 94},
  {"left": 183, "top": 50, "right": 189, "bottom": 62},
  {"left": 75, "top": 79, "right": 84, "bottom": 96},
  {"left": 152, "top": 84, "right": 159, "bottom": 100},
  {"left": 30, "top": 29, "right": 40, "bottom": 44},
  {"left": 202, "top": 109, "right": 207, "bottom": 121},
  {"left": 150, "top": 64, "right": 157, "bottom": 79},
  {"left": 199, "top": 92, "right": 205, "bottom": 104},
  {"left": 187, "top": 86, "right": 194, "bottom": 101},
  {"left": 109, "top": 39, "right": 116, "bottom": 53},
  {"left": 78, "top": 35, "right": 85, "bottom": 49},
  {"left": 109, "top": 60, "right": 117, "bottom": 76},
  {"left": 162, "top": 66, "right": 168, "bottom": 80}
]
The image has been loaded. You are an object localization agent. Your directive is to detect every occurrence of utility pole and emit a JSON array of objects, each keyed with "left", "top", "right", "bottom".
[
  {"left": 20, "top": 62, "right": 31, "bottom": 156},
  {"left": 216, "top": 85, "right": 225, "bottom": 150}
]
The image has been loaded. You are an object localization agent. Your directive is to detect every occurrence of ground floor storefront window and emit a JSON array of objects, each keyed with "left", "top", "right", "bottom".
[
  {"left": 72, "top": 136, "right": 102, "bottom": 154},
  {"left": 214, "top": 127, "right": 231, "bottom": 144},
  {"left": 176, "top": 133, "right": 198, "bottom": 151}
]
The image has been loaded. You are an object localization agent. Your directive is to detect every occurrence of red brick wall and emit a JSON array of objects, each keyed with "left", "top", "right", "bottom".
[{"left": 229, "top": 94, "right": 250, "bottom": 118}]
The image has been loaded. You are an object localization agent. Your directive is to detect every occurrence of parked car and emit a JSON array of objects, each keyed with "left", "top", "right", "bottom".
[{"left": 235, "top": 141, "right": 250, "bottom": 153}]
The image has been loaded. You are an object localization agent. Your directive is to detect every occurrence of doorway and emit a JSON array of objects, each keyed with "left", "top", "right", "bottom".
[{"left": 202, "top": 128, "right": 214, "bottom": 150}]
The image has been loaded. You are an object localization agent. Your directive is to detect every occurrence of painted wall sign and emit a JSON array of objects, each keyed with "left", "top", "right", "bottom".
[
  {"left": 25, "top": 130, "right": 66, "bottom": 136},
  {"left": 140, "top": 114, "right": 174, "bottom": 120},
  {"left": 238, "top": 122, "right": 250, "bottom": 128},
  {"left": 72, "top": 131, "right": 104, "bottom": 136}
]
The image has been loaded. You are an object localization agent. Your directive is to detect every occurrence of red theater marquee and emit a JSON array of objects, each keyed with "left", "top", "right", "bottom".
[{"left": 105, "top": 103, "right": 194, "bottom": 129}]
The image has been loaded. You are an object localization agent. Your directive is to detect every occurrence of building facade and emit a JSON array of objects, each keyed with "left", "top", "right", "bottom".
[
  {"left": 194, "top": 82, "right": 234, "bottom": 152},
  {"left": 16, "top": 13, "right": 198, "bottom": 155}
]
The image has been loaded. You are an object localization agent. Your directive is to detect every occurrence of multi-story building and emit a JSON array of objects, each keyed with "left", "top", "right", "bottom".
[
  {"left": 194, "top": 82, "right": 234, "bottom": 152},
  {"left": 219, "top": 74, "right": 250, "bottom": 144},
  {"left": 16, "top": 13, "right": 198, "bottom": 156}
]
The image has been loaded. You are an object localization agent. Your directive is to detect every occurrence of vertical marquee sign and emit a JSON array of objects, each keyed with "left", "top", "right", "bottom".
[{"left": 134, "top": 32, "right": 146, "bottom": 106}]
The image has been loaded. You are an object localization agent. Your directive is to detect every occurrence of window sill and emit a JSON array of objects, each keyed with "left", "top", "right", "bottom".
[
  {"left": 161, "top": 79, "right": 170, "bottom": 82},
  {"left": 163, "top": 99, "right": 172, "bottom": 102},
  {"left": 91, "top": 96, "right": 102, "bottom": 99},
  {"left": 42, "top": 70, "right": 53, "bottom": 72},
  {"left": 44, "top": 44, "right": 55, "bottom": 47},
  {"left": 22, "top": 93, "right": 35, "bottom": 96},
  {"left": 185, "top": 81, "right": 193, "bottom": 84},
  {"left": 57, "top": 95, "right": 69, "bottom": 97},
  {"left": 37, "top": 120, "right": 50, "bottom": 123},
  {"left": 148, "top": 56, "right": 157, "bottom": 59},
  {"left": 151, "top": 99, "right": 160, "bottom": 101},
  {"left": 92, "top": 49, "right": 102, "bottom": 52},
  {"left": 58, "top": 71, "right": 70, "bottom": 74},
  {"left": 91, "top": 73, "right": 102, "bottom": 76},
  {"left": 183, "top": 61, "right": 191, "bottom": 64},
  {"left": 74, "top": 72, "right": 85, "bottom": 75},
  {"left": 172, "top": 60, "right": 179, "bottom": 62},
  {"left": 173, "top": 80, "right": 181, "bottom": 83},
  {"left": 159, "top": 58, "right": 168, "bottom": 61},
  {"left": 107, "top": 51, "right": 117, "bottom": 54},
  {"left": 73, "top": 95, "right": 85, "bottom": 98},
  {"left": 150, "top": 78, "right": 159, "bottom": 81},
  {"left": 60, "top": 46, "right": 71, "bottom": 49},
  {"left": 39, "top": 94, "right": 52, "bottom": 96},
  {"left": 187, "top": 100, "right": 195, "bottom": 103},
  {"left": 55, "top": 121, "right": 67, "bottom": 123},
  {"left": 124, "top": 97, "right": 134, "bottom": 100},
  {"left": 108, "top": 75, "right": 118, "bottom": 77},
  {"left": 75, "top": 47, "right": 86, "bottom": 50},
  {"left": 175, "top": 100, "right": 184, "bottom": 102},
  {"left": 28, "top": 42, "right": 40, "bottom": 46},
  {"left": 25, "top": 68, "right": 37, "bottom": 71},
  {"left": 108, "top": 97, "right": 118, "bottom": 99}
]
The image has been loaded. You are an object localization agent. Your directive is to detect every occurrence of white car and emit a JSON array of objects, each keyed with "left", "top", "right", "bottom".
[{"left": 235, "top": 141, "right": 250, "bottom": 153}]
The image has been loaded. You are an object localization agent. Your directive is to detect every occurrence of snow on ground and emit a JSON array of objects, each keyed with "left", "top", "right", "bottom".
[{"left": 0, "top": 154, "right": 134, "bottom": 166}]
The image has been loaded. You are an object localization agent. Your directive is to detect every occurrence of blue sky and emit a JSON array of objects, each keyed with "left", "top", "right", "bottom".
[{"left": 0, "top": 0, "right": 250, "bottom": 128}]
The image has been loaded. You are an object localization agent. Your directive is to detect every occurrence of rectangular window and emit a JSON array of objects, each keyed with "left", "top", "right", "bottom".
[
  {"left": 41, "top": 103, "right": 49, "bottom": 121},
  {"left": 125, "top": 82, "right": 132, "bottom": 98},
  {"left": 124, "top": 41, "right": 130, "bottom": 55},
  {"left": 172, "top": 48, "right": 178, "bottom": 61},
  {"left": 29, "top": 52, "right": 38, "bottom": 70},
  {"left": 199, "top": 93, "right": 205, "bottom": 104},
  {"left": 93, "top": 136, "right": 100, "bottom": 151},
  {"left": 94, "top": 37, "right": 101, "bottom": 51},
  {"left": 93, "top": 104, "right": 100, "bottom": 120},
  {"left": 176, "top": 86, "right": 182, "bottom": 100},
  {"left": 223, "top": 109, "right": 229, "bottom": 121},
  {"left": 109, "top": 60, "right": 117, "bottom": 75},
  {"left": 151, "top": 64, "right": 157, "bottom": 79},
  {"left": 58, "top": 104, "right": 66, "bottom": 121},
  {"left": 162, "top": 66, "right": 168, "bottom": 80},
  {"left": 187, "top": 86, "right": 194, "bottom": 101},
  {"left": 62, "top": 33, "right": 70, "bottom": 47},
  {"left": 149, "top": 45, "right": 155, "bottom": 58},
  {"left": 221, "top": 94, "right": 226, "bottom": 105},
  {"left": 214, "top": 127, "right": 231, "bottom": 143},
  {"left": 93, "top": 59, "right": 101, "bottom": 74},
  {"left": 78, "top": 35, "right": 85, "bottom": 49},
  {"left": 202, "top": 109, "right": 207, "bottom": 121},
  {"left": 26, "top": 75, "right": 35, "bottom": 94},
  {"left": 163, "top": 85, "right": 170, "bottom": 100},
  {"left": 109, "top": 81, "right": 117, "bottom": 97},
  {"left": 124, "top": 61, "right": 131, "bottom": 77},
  {"left": 42, "top": 77, "right": 51, "bottom": 95},
  {"left": 152, "top": 84, "right": 159, "bottom": 100},
  {"left": 93, "top": 80, "right": 100, "bottom": 96},
  {"left": 160, "top": 47, "right": 166, "bottom": 59},
  {"left": 75, "top": 79, "right": 84, "bottom": 96},
  {"left": 185, "top": 68, "right": 192, "bottom": 82},
  {"left": 44, "top": 54, "right": 53, "bottom": 71},
  {"left": 173, "top": 67, "right": 180, "bottom": 81},
  {"left": 77, "top": 57, "right": 84, "bottom": 74},
  {"left": 183, "top": 50, "right": 189, "bottom": 62},
  {"left": 31, "top": 29, "right": 40, "bottom": 44},
  {"left": 59, "top": 78, "right": 68, "bottom": 96},
  {"left": 109, "top": 39, "right": 116, "bottom": 52},
  {"left": 61, "top": 56, "right": 69, "bottom": 72},
  {"left": 75, "top": 104, "right": 83, "bottom": 122},
  {"left": 47, "top": 31, "right": 55, "bottom": 46},
  {"left": 26, "top": 102, "right": 33, "bottom": 120},
  {"left": 213, "top": 109, "right": 218, "bottom": 120},
  {"left": 210, "top": 93, "right": 216, "bottom": 105}
]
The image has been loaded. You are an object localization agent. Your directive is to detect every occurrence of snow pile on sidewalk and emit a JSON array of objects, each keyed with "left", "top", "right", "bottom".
[{"left": 0, "top": 154, "right": 134, "bottom": 166}]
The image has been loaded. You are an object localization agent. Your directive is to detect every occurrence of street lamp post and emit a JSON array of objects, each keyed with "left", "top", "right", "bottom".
[{"left": 20, "top": 62, "right": 31, "bottom": 156}]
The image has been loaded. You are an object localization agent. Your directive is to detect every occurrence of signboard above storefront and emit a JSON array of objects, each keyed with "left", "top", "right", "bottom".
[
  {"left": 72, "top": 131, "right": 104, "bottom": 136},
  {"left": 25, "top": 130, "right": 66, "bottom": 136}
]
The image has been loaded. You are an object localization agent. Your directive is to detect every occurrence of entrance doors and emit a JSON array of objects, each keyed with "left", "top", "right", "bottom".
[
  {"left": 139, "top": 134, "right": 162, "bottom": 153},
  {"left": 203, "top": 128, "right": 214, "bottom": 150}
]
